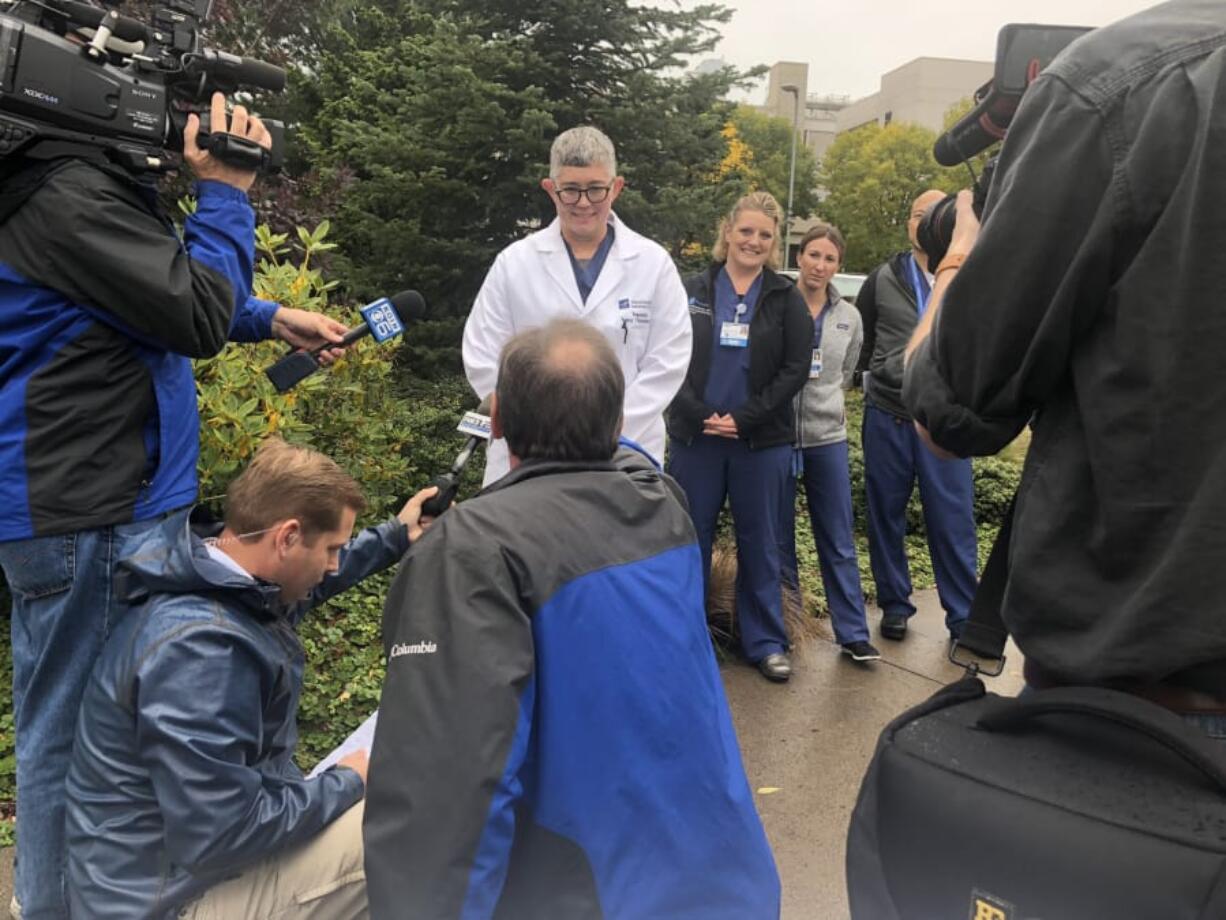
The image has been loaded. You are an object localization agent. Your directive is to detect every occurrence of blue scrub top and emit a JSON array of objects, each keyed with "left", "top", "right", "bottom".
[
  {"left": 703, "top": 266, "right": 763, "bottom": 414},
  {"left": 565, "top": 224, "right": 616, "bottom": 304}
]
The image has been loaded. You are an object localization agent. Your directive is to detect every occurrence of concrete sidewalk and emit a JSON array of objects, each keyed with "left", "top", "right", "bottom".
[
  {"left": 0, "top": 589, "right": 1020, "bottom": 917},
  {"left": 726, "top": 588, "right": 1024, "bottom": 919}
]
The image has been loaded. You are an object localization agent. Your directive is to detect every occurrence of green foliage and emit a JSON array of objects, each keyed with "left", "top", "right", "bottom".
[
  {"left": 725, "top": 104, "right": 821, "bottom": 221},
  {"left": 295, "top": 0, "right": 753, "bottom": 322},
  {"left": 817, "top": 122, "right": 965, "bottom": 272}
]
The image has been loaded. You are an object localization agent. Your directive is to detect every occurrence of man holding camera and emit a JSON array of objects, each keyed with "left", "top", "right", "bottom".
[
  {"left": 366, "top": 319, "right": 779, "bottom": 919},
  {"left": 904, "top": 1, "right": 1226, "bottom": 728},
  {"left": 855, "top": 190, "right": 979, "bottom": 645},
  {"left": 64, "top": 439, "right": 436, "bottom": 918},
  {"left": 0, "top": 92, "right": 347, "bottom": 918}
]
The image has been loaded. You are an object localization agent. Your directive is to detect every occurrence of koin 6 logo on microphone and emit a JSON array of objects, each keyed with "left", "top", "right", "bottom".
[{"left": 361, "top": 299, "right": 406, "bottom": 343}]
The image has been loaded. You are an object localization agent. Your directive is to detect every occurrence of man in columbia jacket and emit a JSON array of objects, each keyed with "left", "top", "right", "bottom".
[
  {"left": 462, "top": 125, "right": 691, "bottom": 483},
  {"left": 0, "top": 94, "right": 350, "bottom": 918},
  {"left": 366, "top": 319, "right": 780, "bottom": 919},
  {"left": 855, "top": 190, "right": 978, "bottom": 644},
  {"left": 64, "top": 439, "right": 437, "bottom": 918}
]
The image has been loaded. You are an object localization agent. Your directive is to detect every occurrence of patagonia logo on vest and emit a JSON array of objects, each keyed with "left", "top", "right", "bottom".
[
  {"left": 837, "top": 322, "right": 850, "bottom": 330},
  {"left": 390, "top": 640, "right": 437, "bottom": 659},
  {"left": 968, "top": 891, "right": 1013, "bottom": 920}
]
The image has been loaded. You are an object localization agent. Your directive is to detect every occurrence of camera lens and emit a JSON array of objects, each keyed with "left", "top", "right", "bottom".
[{"left": 916, "top": 195, "right": 957, "bottom": 271}]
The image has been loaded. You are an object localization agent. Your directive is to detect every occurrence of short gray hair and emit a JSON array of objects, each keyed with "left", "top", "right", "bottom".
[
  {"left": 496, "top": 319, "right": 624, "bottom": 463},
  {"left": 549, "top": 126, "right": 617, "bottom": 178}
]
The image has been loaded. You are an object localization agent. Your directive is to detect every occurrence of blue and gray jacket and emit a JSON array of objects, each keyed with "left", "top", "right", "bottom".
[
  {"left": 64, "top": 507, "right": 409, "bottom": 918},
  {"left": 365, "top": 446, "right": 781, "bottom": 919},
  {"left": 0, "top": 157, "right": 278, "bottom": 541}
]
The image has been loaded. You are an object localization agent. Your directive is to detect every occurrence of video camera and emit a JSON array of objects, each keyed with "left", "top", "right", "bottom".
[
  {"left": 0, "top": 0, "right": 286, "bottom": 175},
  {"left": 917, "top": 23, "right": 1092, "bottom": 269}
]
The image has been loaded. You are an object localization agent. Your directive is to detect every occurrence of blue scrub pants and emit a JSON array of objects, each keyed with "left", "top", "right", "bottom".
[
  {"left": 780, "top": 441, "right": 871, "bottom": 645},
  {"left": 669, "top": 436, "right": 792, "bottom": 661},
  {"left": 861, "top": 404, "right": 978, "bottom": 634}
]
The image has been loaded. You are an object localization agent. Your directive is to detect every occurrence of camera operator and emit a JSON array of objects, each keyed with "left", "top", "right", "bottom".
[
  {"left": 0, "top": 91, "right": 346, "bottom": 919},
  {"left": 903, "top": 1, "right": 1226, "bottom": 735}
]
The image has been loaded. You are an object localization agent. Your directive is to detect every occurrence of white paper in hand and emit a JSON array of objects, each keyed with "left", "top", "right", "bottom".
[{"left": 308, "top": 710, "right": 379, "bottom": 779}]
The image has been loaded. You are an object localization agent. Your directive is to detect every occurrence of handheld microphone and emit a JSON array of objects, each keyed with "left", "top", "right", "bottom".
[
  {"left": 264, "top": 290, "right": 427, "bottom": 393},
  {"left": 420, "top": 396, "right": 493, "bottom": 518}
]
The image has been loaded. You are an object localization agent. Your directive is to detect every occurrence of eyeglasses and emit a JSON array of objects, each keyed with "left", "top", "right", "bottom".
[{"left": 553, "top": 183, "right": 614, "bottom": 205}]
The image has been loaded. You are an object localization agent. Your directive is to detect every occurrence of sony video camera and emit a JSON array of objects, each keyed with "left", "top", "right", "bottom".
[
  {"left": 0, "top": 0, "right": 286, "bottom": 175},
  {"left": 917, "top": 23, "right": 1092, "bottom": 269}
]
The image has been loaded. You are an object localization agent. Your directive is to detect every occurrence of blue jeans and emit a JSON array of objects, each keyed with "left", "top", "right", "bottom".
[{"left": 0, "top": 518, "right": 162, "bottom": 919}]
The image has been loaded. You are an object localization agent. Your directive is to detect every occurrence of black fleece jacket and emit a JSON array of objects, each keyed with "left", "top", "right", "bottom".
[{"left": 667, "top": 264, "right": 811, "bottom": 449}]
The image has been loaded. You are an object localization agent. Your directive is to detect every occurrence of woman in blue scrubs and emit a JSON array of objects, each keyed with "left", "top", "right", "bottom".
[
  {"left": 779, "top": 224, "right": 880, "bottom": 663},
  {"left": 667, "top": 191, "right": 812, "bottom": 682}
]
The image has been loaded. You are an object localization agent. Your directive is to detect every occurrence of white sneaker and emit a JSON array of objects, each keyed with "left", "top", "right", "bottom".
[{"left": 9, "top": 895, "right": 21, "bottom": 920}]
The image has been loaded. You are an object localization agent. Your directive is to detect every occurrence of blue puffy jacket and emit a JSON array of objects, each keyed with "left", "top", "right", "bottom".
[{"left": 64, "top": 507, "right": 409, "bottom": 918}]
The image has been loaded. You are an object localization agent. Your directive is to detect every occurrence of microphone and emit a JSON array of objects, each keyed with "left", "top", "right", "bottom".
[
  {"left": 264, "top": 290, "right": 427, "bottom": 393},
  {"left": 192, "top": 50, "right": 288, "bottom": 94},
  {"left": 49, "top": 1, "right": 150, "bottom": 43},
  {"left": 420, "top": 396, "right": 493, "bottom": 518},
  {"left": 932, "top": 79, "right": 1015, "bottom": 167}
]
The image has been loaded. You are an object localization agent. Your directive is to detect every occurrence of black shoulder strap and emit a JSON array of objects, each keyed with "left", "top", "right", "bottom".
[{"left": 953, "top": 492, "right": 1016, "bottom": 670}]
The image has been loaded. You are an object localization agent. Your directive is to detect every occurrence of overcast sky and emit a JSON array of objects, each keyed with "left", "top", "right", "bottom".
[{"left": 694, "top": 0, "right": 1160, "bottom": 101}]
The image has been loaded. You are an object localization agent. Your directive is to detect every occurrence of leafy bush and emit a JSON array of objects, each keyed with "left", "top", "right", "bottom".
[{"left": 190, "top": 221, "right": 483, "bottom": 771}]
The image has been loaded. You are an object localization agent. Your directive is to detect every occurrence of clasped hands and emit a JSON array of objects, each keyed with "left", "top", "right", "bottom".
[{"left": 703, "top": 413, "right": 739, "bottom": 439}]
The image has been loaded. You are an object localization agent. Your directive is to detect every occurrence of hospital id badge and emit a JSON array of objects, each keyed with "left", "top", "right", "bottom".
[
  {"left": 810, "top": 348, "right": 823, "bottom": 378},
  {"left": 720, "top": 322, "right": 749, "bottom": 348}
]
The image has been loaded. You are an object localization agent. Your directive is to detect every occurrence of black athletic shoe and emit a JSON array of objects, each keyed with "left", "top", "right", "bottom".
[
  {"left": 880, "top": 614, "right": 908, "bottom": 641},
  {"left": 841, "top": 641, "right": 882, "bottom": 662}
]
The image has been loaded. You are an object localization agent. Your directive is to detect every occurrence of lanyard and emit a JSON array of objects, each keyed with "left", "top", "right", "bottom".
[{"left": 906, "top": 254, "right": 931, "bottom": 318}]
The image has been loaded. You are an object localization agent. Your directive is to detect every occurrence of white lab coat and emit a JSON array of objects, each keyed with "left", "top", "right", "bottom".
[{"left": 463, "top": 213, "right": 692, "bottom": 484}]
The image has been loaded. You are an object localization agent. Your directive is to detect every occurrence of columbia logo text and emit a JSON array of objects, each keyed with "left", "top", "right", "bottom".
[{"left": 390, "top": 640, "right": 438, "bottom": 659}]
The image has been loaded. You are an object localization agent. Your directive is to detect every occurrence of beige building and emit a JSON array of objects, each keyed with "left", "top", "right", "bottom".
[
  {"left": 836, "top": 57, "right": 993, "bottom": 134},
  {"left": 761, "top": 61, "right": 850, "bottom": 163},
  {"left": 760, "top": 56, "right": 992, "bottom": 266}
]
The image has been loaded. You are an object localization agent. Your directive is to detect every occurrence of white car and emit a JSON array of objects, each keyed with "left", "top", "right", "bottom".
[{"left": 778, "top": 269, "right": 868, "bottom": 304}]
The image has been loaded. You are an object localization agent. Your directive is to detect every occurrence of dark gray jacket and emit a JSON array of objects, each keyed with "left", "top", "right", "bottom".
[
  {"left": 65, "top": 508, "right": 408, "bottom": 919},
  {"left": 905, "top": 0, "right": 1226, "bottom": 693},
  {"left": 857, "top": 251, "right": 925, "bottom": 420}
]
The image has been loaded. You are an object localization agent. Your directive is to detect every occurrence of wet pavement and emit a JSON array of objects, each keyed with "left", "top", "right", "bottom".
[
  {"left": 0, "top": 588, "right": 1023, "bottom": 919},
  {"left": 725, "top": 588, "right": 1024, "bottom": 919}
]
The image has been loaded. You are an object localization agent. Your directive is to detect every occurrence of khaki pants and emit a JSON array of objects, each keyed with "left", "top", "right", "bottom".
[{"left": 182, "top": 801, "right": 368, "bottom": 920}]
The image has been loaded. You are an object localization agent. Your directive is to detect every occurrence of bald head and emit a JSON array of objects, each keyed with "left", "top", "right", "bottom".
[
  {"left": 908, "top": 189, "right": 948, "bottom": 263},
  {"left": 495, "top": 319, "right": 625, "bottom": 465}
]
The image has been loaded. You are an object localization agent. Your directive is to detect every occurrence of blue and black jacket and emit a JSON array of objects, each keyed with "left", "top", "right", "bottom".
[
  {"left": 0, "top": 157, "right": 277, "bottom": 541},
  {"left": 64, "top": 507, "right": 410, "bottom": 918},
  {"left": 366, "top": 446, "right": 781, "bottom": 919}
]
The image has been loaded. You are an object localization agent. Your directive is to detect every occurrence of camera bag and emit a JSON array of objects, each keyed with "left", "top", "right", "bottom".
[{"left": 846, "top": 503, "right": 1226, "bottom": 920}]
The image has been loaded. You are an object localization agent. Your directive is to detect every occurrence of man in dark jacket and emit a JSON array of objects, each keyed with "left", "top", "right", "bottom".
[
  {"left": 905, "top": 0, "right": 1226, "bottom": 727},
  {"left": 366, "top": 319, "right": 780, "bottom": 919},
  {"left": 0, "top": 93, "right": 352, "bottom": 919},
  {"left": 856, "top": 190, "right": 978, "bottom": 644},
  {"left": 64, "top": 439, "right": 437, "bottom": 919}
]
